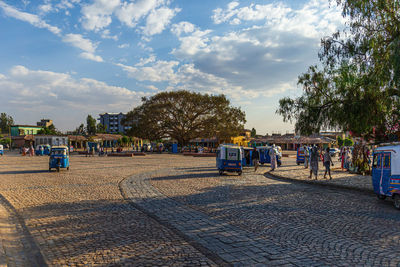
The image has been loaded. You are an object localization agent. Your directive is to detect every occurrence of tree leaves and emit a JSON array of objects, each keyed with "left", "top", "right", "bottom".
[
  {"left": 277, "top": 0, "right": 400, "bottom": 141},
  {"left": 123, "top": 90, "right": 246, "bottom": 145}
]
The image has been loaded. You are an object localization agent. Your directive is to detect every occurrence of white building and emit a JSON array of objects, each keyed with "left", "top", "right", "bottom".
[{"left": 34, "top": 135, "right": 68, "bottom": 146}]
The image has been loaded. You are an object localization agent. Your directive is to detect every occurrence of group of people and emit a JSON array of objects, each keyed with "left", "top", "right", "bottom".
[
  {"left": 21, "top": 146, "right": 35, "bottom": 156},
  {"left": 251, "top": 144, "right": 279, "bottom": 172},
  {"left": 303, "top": 145, "right": 334, "bottom": 180}
]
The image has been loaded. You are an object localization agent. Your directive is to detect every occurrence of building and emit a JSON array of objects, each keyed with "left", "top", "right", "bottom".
[
  {"left": 37, "top": 119, "right": 53, "bottom": 128},
  {"left": 34, "top": 135, "right": 68, "bottom": 146},
  {"left": 10, "top": 125, "right": 43, "bottom": 137},
  {"left": 98, "top": 113, "right": 133, "bottom": 134}
]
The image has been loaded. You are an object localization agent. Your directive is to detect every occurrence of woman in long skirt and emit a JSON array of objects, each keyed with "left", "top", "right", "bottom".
[{"left": 270, "top": 145, "right": 277, "bottom": 171}]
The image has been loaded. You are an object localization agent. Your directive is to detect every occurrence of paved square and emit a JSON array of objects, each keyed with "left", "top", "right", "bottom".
[{"left": 1, "top": 153, "right": 400, "bottom": 266}]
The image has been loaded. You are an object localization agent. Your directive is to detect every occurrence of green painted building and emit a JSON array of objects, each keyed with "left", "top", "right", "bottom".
[{"left": 11, "top": 125, "right": 43, "bottom": 137}]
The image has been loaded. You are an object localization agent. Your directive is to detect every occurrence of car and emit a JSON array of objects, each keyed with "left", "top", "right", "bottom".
[{"left": 329, "top": 148, "right": 340, "bottom": 157}]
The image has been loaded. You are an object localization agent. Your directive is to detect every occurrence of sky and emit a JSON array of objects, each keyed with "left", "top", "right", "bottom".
[{"left": 0, "top": 0, "right": 346, "bottom": 134}]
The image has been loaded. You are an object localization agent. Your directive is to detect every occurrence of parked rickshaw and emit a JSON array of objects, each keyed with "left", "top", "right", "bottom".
[
  {"left": 43, "top": 145, "right": 51, "bottom": 155},
  {"left": 296, "top": 146, "right": 307, "bottom": 165},
  {"left": 0, "top": 144, "right": 3, "bottom": 156},
  {"left": 372, "top": 144, "right": 400, "bottom": 209},
  {"left": 241, "top": 147, "right": 254, "bottom": 167},
  {"left": 217, "top": 145, "right": 243, "bottom": 175},
  {"left": 258, "top": 146, "right": 282, "bottom": 166},
  {"left": 35, "top": 145, "right": 45, "bottom": 156},
  {"left": 49, "top": 146, "right": 69, "bottom": 172},
  {"left": 257, "top": 146, "right": 272, "bottom": 165}
]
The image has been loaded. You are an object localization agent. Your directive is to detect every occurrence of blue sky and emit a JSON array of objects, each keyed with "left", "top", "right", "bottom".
[{"left": 0, "top": 0, "right": 345, "bottom": 133}]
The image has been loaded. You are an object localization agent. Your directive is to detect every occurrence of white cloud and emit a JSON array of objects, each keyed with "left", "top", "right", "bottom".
[
  {"left": 142, "top": 7, "right": 181, "bottom": 36},
  {"left": 116, "top": 60, "right": 179, "bottom": 82},
  {"left": 135, "top": 55, "right": 156, "bottom": 66},
  {"left": 172, "top": 28, "right": 212, "bottom": 56},
  {"left": 212, "top": 0, "right": 345, "bottom": 38},
  {"left": 0, "top": 65, "right": 146, "bottom": 130},
  {"left": 81, "top": 0, "right": 120, "bottom": 31},
  {"left": 0, "top": 1, "right": 61, "bottom": 35},
  {"left": 171, "top": 21, "right": 195, "bottom": 36},
  {"left": 146, "top": 85, "right": 158, "bottom": 91},
  {"left": 62, "top": 33, "right": 97, "bottom": 53},
  {"left": 80, "top": 0, "right": 178, "bottom": 37},
  {"left": 101, "top": 29, "right": 118, "bottom": 40},
  {"left": 115, "top": 0, "right": 163, "bottom": 27},
  {"left": 38, "top": 4, "right": 52, "bottom": 14},
  {"left": 62, "top": 33, "right": 104, "bottom": 62},
  {"left": 80, "top": 52, "right": 103, "bottom": 62},
  {"left": 118, "top": 43, "right": 130, "bottom": 49}
]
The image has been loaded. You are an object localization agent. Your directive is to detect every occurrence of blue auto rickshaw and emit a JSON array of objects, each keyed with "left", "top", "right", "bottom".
[
  {"left": 241, "top": 147, "right": 254, "bottom": 167},
  {"left": 0, "top": 144, "right": 3, "bottom": 156},
  {"left": 217, "top": 145, "right": 243, "bottom": 175},
  {"left": 35, "top": 145, "right": 44, "bottom": 156},
  {"left": 49, "top": 146, "right": 69, "bottom": 172},
  {"left": 296, "top": 146, "right": 307, "bottom": 165},
  {"left": 372, "top": 144, "right": 400, "bottom": 209},
  {"left": 43, "top": 145, "right": 51, "bottom": 155},
  {"left": 259, "top": 146, "right": 282, "bottom": 166},
  {"left": 257, "top": 146, "right": 270, "bottom": 165}
]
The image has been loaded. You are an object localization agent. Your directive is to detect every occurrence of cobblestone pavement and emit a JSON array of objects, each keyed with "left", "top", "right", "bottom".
[
  {"left": 270, "top": 157, "right": 373, "bottom": 192},
  {"left": 0, "top": 154, "right": 216, "bottom": 266},
  {"left": 149, "top": 158, "right": 400, "bottom": 266},
  {"left": 2, "top": 153, "right": 400, "bottom": 266}
]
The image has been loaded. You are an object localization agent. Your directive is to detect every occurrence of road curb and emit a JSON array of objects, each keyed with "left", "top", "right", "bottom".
[{"left": 264, "top": 171, "right": 374, "bottom": 195}]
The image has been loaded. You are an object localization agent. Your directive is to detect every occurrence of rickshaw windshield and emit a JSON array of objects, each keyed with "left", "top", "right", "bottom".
[
  {"left": 373, "top": 154, "right": 381, "bottom": 168},
  {"left": 52, "top": 149, "right": 66, "bottom": 155}
]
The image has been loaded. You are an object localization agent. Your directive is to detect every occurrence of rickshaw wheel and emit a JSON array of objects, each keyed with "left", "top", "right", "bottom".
[
  {"left": 394, "top": 194, "right": 400, "bottom": 210},
  {"left": 377, "top": 194, "right": 386, "bottom": 200},
  {"left": 56, "top": 166, "right": 60, "bottom": 172},
  {"left": 238, "top": 171, "right": 242, "bottom": 176},
  {"left": 297, "top": 162, "right": 300, "bottom": 165},
  {"left": 67, "top": 166, "right": 69, "bottom": 171},
  {"left": 219, "top": 170, "right": 223, "bottom": 176},
  {"left": 48, "top": 167, "right": 51, "bottom": 172}
]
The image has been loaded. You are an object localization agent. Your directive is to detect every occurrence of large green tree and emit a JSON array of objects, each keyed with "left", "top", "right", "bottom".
[
  {"left": 123, "top": 90, "right": 246, "bottom": 145},
  {"left": 37, "top": 124, "right": 60, "bottom": 135},
  {"left": 0, "top": 113, "right": 14, "bottom": 134},
  {"left": 277, "top": 0, "right": 400, "bottom": 141},
  {"left": 86, "top": 115, "right": 97, "bottom": 136}
]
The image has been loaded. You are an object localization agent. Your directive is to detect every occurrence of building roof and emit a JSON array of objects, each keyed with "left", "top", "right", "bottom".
[
  {"left": 11, "top": 125, "right": 43, "bottom": 128},
  {"left": 99, "top": 112, "right": 126, "bottom": 116},
  {"left": 256, "top": 135, "right": 335, "bottom": 144},
  {"left": 68, "top": 135, "right": 87, "bottom": 141},
  {"left": 93, "top": 133, "right": 123, "bottom": 141}
]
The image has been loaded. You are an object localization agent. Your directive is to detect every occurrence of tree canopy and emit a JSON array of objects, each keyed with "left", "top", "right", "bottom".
[
  {"left": 0, "top": 113, "right": 14, "bottom": 134},
  {"left": 251, "top": 128, "right": 257, "bottom": 138},
  {"left": 86, "top": 115, "right": 97, "bottom": 136},
  {"left": 37, "top": 124, "right": 61, "bottom": 135},
  {"left": 277, "top": 0, "right": 400, "bottom": 141},
  {"left": 123, "top": 90, "right": 246, "bottom": 145}
]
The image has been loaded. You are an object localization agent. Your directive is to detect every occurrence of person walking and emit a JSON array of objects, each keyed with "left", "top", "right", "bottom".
[
  {"left": 304, "top": 145, "right": 309, "bottom": 168},
  {"left": 309, "top": 145, "right": 319, "bottom": 180},
  {"left": 252, "top": 147, "right": 259, "bottom": 172},
  {"left": 269, "top": 144, "right": 277, "bottom": 171},
  {"left": 323, "top": 147, "right": 334, "bottom": 180}
]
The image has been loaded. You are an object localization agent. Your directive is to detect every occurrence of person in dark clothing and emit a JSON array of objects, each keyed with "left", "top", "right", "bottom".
[
  {"left": 252, "top": 147, "right": 260, "bottom": 172},
  {"left": 245, "top": 150, "right": 250, "bottom": 165}
]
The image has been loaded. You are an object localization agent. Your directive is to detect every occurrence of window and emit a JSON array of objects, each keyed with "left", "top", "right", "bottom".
[
  {"left": 384, "top": 153, "right": 391, "bottom": 168},
  {"left": 373, "top": 154, "right": 380, "bottom": 168}
]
